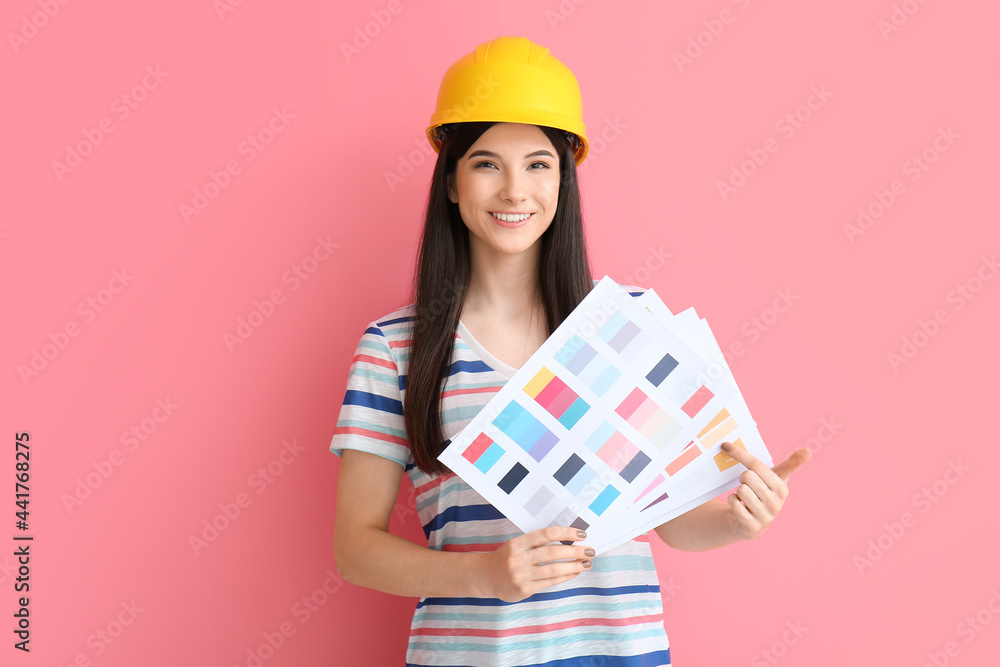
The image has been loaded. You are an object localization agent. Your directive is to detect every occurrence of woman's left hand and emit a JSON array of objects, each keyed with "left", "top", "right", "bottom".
[{"left": 721, "top": 442, "right": 811, "bottom": 540}]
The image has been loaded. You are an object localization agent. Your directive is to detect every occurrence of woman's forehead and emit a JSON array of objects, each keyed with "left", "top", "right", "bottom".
[{"left": 470, "top": 123, "right": 556, "bottom": 151}]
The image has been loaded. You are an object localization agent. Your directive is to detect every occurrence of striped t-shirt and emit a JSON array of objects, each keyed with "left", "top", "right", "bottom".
[{"left": 330, "top": 283, "right": 671, "bottom": 667}]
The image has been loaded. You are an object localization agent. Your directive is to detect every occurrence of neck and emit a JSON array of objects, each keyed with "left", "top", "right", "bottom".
[{"left": 463, "top": 239, "right": 543, "bottom": 323}]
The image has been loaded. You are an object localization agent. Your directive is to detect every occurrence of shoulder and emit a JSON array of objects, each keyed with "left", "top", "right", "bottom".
[
  {"left": 367, "top": 303, "right": 416, "bottom": 339},
  {"left": 348, "top": 303, "right": 418, "bottom": 367}
]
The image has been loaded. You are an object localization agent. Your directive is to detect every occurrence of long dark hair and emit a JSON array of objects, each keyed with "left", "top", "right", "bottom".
[{"left": 405, "top": 121, "right": 594, "bottom": 476}]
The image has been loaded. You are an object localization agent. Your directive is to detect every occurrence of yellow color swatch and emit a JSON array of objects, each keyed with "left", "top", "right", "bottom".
[
  {"left": 701, "top": 416, "right": 738, "bottom": 448},
  {"left": 523, "top": 366, "right": 555, "bottom": 399},
  {"left": 698, "top": 407, "right": 731, "bottom": 437},
  {"left": 713, "top": 438, "right": 746, "bottom": 472}
]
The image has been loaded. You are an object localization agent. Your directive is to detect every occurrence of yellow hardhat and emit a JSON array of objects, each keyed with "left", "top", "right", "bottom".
[{"left": 426, "top": 36, "right": 590, "bottom": 166}]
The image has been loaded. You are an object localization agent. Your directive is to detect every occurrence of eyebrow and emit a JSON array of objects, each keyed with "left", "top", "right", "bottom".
[{"left": 467, "top": 149, "right": 555, "bottom": 160}]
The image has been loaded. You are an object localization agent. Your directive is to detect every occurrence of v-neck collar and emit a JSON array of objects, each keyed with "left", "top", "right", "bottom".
[{"left": 456, "top": 319, "right": 518, "bottom": 380}]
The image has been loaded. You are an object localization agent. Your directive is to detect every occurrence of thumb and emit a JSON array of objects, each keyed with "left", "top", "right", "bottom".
[{"left": 772, "top": 448, "right": 811, "bottom": 482}]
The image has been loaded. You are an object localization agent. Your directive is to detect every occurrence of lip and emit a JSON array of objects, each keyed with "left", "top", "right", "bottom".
[{"left": 489, "top": 212, "right": 534, "bottom": 228}]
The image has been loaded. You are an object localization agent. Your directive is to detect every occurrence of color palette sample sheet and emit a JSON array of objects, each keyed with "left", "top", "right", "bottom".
[
  {"left": 438, "top": 275, "right": 772, "bottom": 555},
  {"left": 602, "top": 289, "right": 774, "bottom": 546}
]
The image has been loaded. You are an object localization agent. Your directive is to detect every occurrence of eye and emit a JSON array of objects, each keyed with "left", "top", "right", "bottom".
[
  {"left": 530, "top": 161, "right": 552, "bottom": 170},
  {"left": 473, "top": 160, "right": 498, "bottom": 170}
]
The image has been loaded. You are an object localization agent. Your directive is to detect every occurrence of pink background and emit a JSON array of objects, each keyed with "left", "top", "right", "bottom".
[{"left": 3, "top": 0, "right": 999, "bottom": 665}]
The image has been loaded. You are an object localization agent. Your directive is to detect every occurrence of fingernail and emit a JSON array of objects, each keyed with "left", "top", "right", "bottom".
[
  {"left": 721, "top": 442, "right": 732, "bottom": 451},
  {"left": 576, "top": 530, "right": 587, "bottom": 539},
  {"left": 582, "top": 560, "right": 592, "bottom": 568},
  {"left": 584, "top": 548, "right": 596, "bottom": 557}
]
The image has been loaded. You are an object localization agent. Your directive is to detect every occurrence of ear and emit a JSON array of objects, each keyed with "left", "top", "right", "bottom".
[{"left": 447, "top": 173, "right": 457, "bottom": 204}]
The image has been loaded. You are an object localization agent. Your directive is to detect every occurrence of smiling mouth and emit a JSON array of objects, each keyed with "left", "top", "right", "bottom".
[{"left": 490, "top": 212, "right": 534, "bottom": 223}]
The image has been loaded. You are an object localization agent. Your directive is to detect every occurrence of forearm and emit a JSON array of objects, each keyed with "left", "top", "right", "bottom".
[
  {"left": 336, "top": 525, "right": 492, "bottom": 599},
  {"left": 653, "top": 498, "right": 746, "bottom": 552}
]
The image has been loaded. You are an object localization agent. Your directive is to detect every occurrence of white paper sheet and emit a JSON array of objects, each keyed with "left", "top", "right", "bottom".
[{"left": 438, "top": 275, "right": 772, "bottom": 554}]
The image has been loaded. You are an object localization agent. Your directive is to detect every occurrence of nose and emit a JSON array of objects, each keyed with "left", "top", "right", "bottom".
[{"left": 499, "top": 168, "right": 527, "bottom": 203}]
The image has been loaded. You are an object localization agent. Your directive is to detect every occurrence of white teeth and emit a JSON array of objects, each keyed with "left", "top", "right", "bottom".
[{"left": 492, "top": 212, "right": 531, "bottom": 222}]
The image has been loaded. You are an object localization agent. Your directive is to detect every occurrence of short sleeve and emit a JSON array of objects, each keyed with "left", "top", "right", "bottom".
[
  {"left": 593, "top": 278, "right": 649, "bottom": 297},
  {"left": 329, "top": 321, "right": 411, "bottom": 468},
  {"left": 620, "top": 283, "right": 649, "bottom": 297}
]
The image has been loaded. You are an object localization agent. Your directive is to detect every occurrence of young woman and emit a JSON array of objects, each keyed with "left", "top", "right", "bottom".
[{"left": 331, "top": 35, "right": 809, "bottom": 667}]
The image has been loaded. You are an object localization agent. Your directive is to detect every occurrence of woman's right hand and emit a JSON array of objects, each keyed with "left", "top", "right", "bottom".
[{"left": 481, "top": 526, "right": 596, "bottom": 602}]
